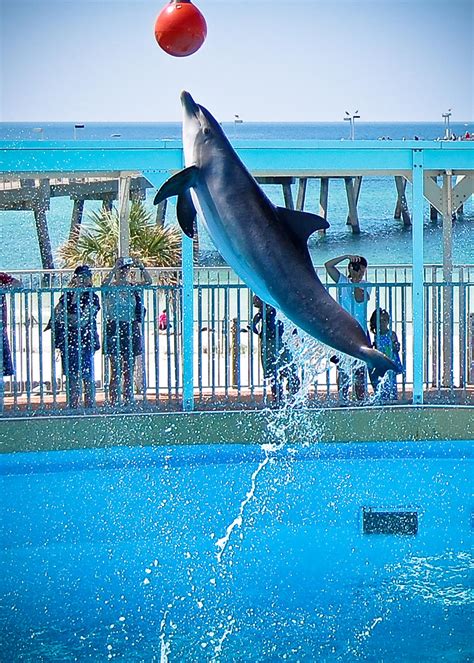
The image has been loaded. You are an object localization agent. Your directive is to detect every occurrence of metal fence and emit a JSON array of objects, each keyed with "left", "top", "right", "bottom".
[
  {"left": 1, "top": 283, "right": 182, "bottom": 413},
  {"left": 1, "top": 266, "right": 473, "bottom": 415}
]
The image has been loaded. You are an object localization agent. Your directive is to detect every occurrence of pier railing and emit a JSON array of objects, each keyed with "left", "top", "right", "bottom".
[{"left": 1, "top": 266, "right": 473, "bottom": 415}]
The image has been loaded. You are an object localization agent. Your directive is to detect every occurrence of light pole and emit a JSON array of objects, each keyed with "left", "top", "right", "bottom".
[
  {"left": 442, "top": 109, "right": 452, "bottom": 139},
  {"left": 344, "top": 110, "right": 360, "bottom": 140},
  {"left": 234, "top": 114, "right": 243, "bottom": 139},
  {"left": 73, "top": 123, "right": 85, "bottom": 140}
]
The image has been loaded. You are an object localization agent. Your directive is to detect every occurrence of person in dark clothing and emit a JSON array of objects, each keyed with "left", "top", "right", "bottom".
[
  {"left": 46, "top": 265, "right": 100, "bottom": 408},
  {"left": 252, "top": 295, "right": 300, "bottom": 403},
  {"left": 0, "top": 271, "right": 22, "bottom": 380}
]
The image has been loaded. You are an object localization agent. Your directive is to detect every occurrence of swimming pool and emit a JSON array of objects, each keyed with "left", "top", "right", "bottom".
[{"left": 1, "top": 440, "right": 472, "bottom": 661}]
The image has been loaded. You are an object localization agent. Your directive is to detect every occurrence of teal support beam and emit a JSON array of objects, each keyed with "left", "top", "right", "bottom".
[
  {"left": 181, "top": 234, "right": 194, "bottom": 411},
  {"left": 2, "top": 140, "right": 473, "bottom": 178},
  {"left": 412, "top": 149, "right": 424, "bottom": 404}
]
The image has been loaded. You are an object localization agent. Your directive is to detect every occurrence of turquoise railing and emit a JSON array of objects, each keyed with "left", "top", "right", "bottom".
[{"left": 1, "top": 268, "right": 473, "bottom": 415}]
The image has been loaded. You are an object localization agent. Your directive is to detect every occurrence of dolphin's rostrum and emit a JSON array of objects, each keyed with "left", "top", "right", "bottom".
[{"left": 154, "top": 91, "right": 398, "bottom": 377}]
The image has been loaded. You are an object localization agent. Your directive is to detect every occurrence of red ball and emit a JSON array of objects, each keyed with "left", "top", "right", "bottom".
[{"left": 154, "top": 1, "right": 207, "bottom": 58}]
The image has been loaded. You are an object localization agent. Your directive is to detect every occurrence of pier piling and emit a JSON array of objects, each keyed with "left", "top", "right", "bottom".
[
  {"left": 69, "top": 198, "right": 84, "bottom": 240},
  {"left": 394, "top": 176, "right": 412, "bottom": 226},
  {"left": 344, "top": 177, "right": 361, "bottom": 233}
]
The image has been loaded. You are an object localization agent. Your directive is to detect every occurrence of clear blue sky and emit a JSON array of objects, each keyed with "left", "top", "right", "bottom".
[{"left": 1, "top": 0, "right": 473, "bottom": 122}]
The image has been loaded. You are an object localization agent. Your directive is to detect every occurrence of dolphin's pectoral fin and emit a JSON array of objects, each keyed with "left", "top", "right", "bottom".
[
  {"left": 176, "top": 190, "right": 196, "bottom": 238},
  {"left": 153, "top": 166, "right": 199, "bottom": 205},
  {"left": 275, "top": 207, "right": 330, "bottom": 245}
]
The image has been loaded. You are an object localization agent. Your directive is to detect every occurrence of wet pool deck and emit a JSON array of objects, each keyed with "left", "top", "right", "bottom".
[{"left": 1, "top": 394, "right": 473, "bottom": 454}]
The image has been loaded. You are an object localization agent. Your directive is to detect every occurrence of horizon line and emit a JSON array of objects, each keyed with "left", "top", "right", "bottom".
[{"left": 1, "top": 119, "right": 473, "bottom": 125}]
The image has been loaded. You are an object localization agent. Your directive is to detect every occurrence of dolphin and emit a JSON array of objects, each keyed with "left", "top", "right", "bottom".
[{"left": 154, "top": 91, "right": 398, "bottom": 377}]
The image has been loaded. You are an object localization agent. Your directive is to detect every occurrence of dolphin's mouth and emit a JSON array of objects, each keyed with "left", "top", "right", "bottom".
[{"left": 180, "top": 90, "right": 199, "bottom": 119}]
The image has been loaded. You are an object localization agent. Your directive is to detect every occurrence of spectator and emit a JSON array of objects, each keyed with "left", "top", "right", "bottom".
[
  {"left": 369, "top": 308, "right": 403, "bottom": 401},
  {"left": 0, "top": 272, "right": 22, "bottom": 381},
  {"left": 324, "top": 254, "right": 372, "bottom": 402},
  {"left": 103, "top": 257, "right": 152, "bottom": 405},
  {"left": 252, "top": 295, "right": 300, "bottom": 403},
  {"left": 46, "top": 265, "right": 100, "bottom": 408}
]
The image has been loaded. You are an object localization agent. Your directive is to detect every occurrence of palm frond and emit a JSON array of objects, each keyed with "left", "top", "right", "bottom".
[{"left": 57, "top": 201, "right": 182, "bottom": 276}]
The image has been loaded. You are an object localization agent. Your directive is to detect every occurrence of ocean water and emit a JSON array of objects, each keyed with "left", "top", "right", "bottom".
[
  {"left": 1, "top": 122, "right": 473, "bottom": 270},
  {"left": 1, "top": 120, "right": 472, "bottom": 142}
]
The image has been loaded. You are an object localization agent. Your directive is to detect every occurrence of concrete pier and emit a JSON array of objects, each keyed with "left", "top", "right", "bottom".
[{"left": 0, "top": 174, "right": 153, "bottom": 268}]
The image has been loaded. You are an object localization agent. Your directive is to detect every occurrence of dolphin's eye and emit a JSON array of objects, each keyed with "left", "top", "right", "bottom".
[{"left": 203, "top": 127, "right": 211, "bottom": 135}]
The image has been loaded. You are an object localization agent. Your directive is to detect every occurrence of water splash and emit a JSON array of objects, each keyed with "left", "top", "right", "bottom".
[
  {"left": 388, "top": 550, "right": 474, "bottom": 606},
  {"left": 215, "top": 454, "right": 270, "bottom": 563},
  {"left": 159, "top": 609, "right": 171, "bottom": 663},
  {"left": 214, "top": 314, "right": 370, "bottom": 563},
  {"left": 341, "top": 550, "right": 474, "bottom": 659},
  {"left": 210, "top": 616, "right": 235, "bottom": 662},
  {"left": 348, "top": 615, "right": 385, "bottom": 655},
  {"left": 214, "top": 317, "right": 330, "bottom": 562}
]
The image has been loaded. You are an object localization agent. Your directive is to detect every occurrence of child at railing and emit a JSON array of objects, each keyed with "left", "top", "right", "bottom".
[
  {"left": 159, "top": 309, "right": 168, "bottom": 331},
  {"left": 369, "top": 308, "right": 403, "bottom": 401},
  {"left": 325, "top": 254, "right": 372, "bottom": 402}
]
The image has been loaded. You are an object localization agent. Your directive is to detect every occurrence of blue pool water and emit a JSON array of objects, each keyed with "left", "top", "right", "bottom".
[{"left": 1, "top": 441, "right": 472, "bottom": 661}]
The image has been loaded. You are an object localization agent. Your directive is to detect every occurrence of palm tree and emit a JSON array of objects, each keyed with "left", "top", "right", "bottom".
[{"left": 58, "top": 201, "right": 182, "bottom": 280}]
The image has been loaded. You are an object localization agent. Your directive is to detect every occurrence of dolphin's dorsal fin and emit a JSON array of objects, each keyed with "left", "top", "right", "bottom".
[
  {"left": 275, "top": 206, "right": 329, "bottom": 245},
  {"left": 176, "top": 190, "right": 196, "bottom": 238},
  {"left": 153, "top": 166, "right": 199, "bottom": 205}
]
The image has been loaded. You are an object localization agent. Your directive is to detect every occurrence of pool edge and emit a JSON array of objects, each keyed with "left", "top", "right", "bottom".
[{"left": 1, "top": 405, "right": 473, "bottom": 453}]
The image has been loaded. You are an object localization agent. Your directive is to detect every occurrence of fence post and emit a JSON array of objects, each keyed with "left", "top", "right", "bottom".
[
  {"left": 412, "top": 149, "right": 424, "bottom": 404},
  {"left": 469, "top": 313, "right": 474, "bottom": 384},
  {"left": 441, "top": 171, "right": 454, "bottom": 388},
  {"left": 181, "top": 235, "right": 194, "bottom": 411},
  {"left": 231, "top": 317, "right": 239, "bottom": 387}
]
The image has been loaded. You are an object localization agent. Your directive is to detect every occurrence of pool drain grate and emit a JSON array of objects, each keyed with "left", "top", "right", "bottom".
[{"left": 362, "top": 509, "right": 418, "bottom": 535}]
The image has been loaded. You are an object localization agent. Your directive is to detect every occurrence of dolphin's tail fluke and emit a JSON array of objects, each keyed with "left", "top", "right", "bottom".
[{"left": 359, "top": 347, "right": 399, "bottom": 378}]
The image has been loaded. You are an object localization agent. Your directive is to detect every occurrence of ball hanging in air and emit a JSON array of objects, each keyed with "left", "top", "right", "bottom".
[{"left": 154, "top": 0, "right": 207, "bottom": 57}]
